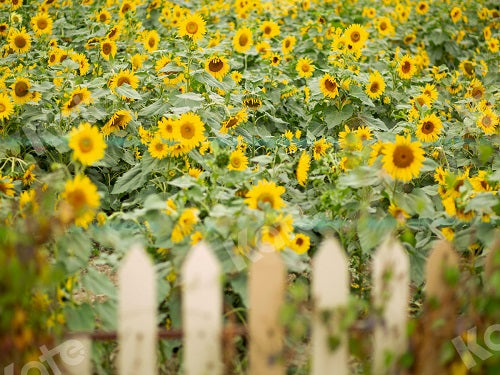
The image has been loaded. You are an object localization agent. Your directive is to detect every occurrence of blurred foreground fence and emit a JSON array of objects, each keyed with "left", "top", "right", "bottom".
[{"left": 61, "top": 237, "right": 499, "bottom": 375}]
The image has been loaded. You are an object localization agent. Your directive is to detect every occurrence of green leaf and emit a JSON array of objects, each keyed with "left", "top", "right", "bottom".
[
  {"left": 324, "top": 105, "right": 353, "bottom": 129},
  {"left": 111, "top": 163, "right": 146, "bottom": 195},
  {"left": 82, "top": 268, "right": 117, "bottom": 300},
  {"left": 337, "top": 166, "right": 380, "bottom": 188},
  {"left": 65, "top": 303, "right": 95, "bottom": 331},
  {"left": 115, "top": 84, "right": 142, "bottom": 100}
]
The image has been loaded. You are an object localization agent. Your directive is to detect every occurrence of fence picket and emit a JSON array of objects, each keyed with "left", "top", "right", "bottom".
[
  {"left": 372, "top": 237, "right": 409, "bottom": 375},
  {"left": 59, "top": 334, "right": 92, "bottom": 375},
  {"left": 182, "top": 242, "right": 223, "bottom": 375},
  {"left": 249, "top": 247, "right": 285, "bottom": 375},
  {"left": 311, "top": 238, "right": 349, "bottom": 375},
  {"left": 118, "top": 245, "right": 157, "bottom": 375}
]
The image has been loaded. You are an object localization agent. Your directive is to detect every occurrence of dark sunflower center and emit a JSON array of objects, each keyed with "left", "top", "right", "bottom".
[
  {"left": 66, "top": 189, "right": 87, "bottom": 210},
  {"left": 239, "top": 34, "right": 248, "bottom": 46},
  {"left": 186, "top": 21, "right": 198, "bottom": 34},
  {"left": 296, "top": 237, "right": 304, "bottom": 246},
  {"left": 209, "top": 59, "right": 224, "bottom": 72},
  {"left": 325, "top": 78, "right": 337, "bottom": 92},
  {"left": 37, "top": 18, "right": 48, "bottom": 29},
  {"left": 117, "top": 77, "right": 130, "bottom": 86},
  {"left": 226, "top": 117, "right": 238, "bottom": 128},
  {"left": 155, "top": 142, "right": 164, "bottom": 151},
  {"left": 380, "top": 22, "right": 387, "bottom": 30},
  {"left": 14, "top": 35, "right": 26, "bottom": 48},
  {"left": 231, "top": 157, "right": 241, "bottom": 167},
  {"left": 264, "top": 26, "right": 271, "bottom": 34},
  {"left": 351, "top": 31, "right": 360, "bottom": 42},
  {"left": 422, "top": 121, "right": 434, "bottom": 134},
  {"left": 69, "top": 93, "right": 83, "bottom": 108},
  {"left": 393, "top": 145, "right": 414, "bottom": 168},
  {"left": 102, "top": 43, "right": 111, "bottom": 54},
  {"left": 15, "top": 82, "right": 29, "bottom": 97},
  {"left": 402, "top": 61, "right": 411, "bottom": 73},
  {"left": 148, "top": 37, "right": 155, "bottom": 47},
  {"left": 0, "top": 104, "right": 5, "bottom": 112},
  {"left": 258, "top": 193, "right": 274, "bottom": 207},
  {"left": 482, "top": 116, "right": 492, "bottom": 127},
  {"left": 108, "top": 29, "right": 117, "bottom": 38},
  {"left": 272, "top": 56, "right": 279, "bottom": 63},
  {"left": 79, "top": 137, "right": 93, "bottom": 153},
  {"left": 100, "top": 14, "right": 107, "bottom": 22},
  {"left": 464, "top": 62, "right": 473, "bottom": 75},
  {"left": 471, "top": 87, "right": 483, "bottom": 99},
  {"left": 370, "top": 82, "right": 379, "bottom": 93}
]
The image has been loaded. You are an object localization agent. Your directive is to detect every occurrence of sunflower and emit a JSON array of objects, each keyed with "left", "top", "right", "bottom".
[
  {"left": 466, "top": 79, "right": 485, "bottom": 100},
  {"left": 343, "top": 24, "right": 368, "bottom": 48},
  {"left": 60, "top": 174, "right": 100, "bottom": 228},
  {"left": 158, "top": 117, "right": 178, "bottom": 140},
  {"left": 155, "top": 56, "right": 185, "bottom": 86},
  {"left": 11, "top": 78, "right": 33, "bottom": 105},
  {"left": 319, "top": 73, "right": 339, "bottom": 99},
  {"left": 260, "top": 20, "right": 280, "bottom": 39},
  {"left": 281, "top": 35, "right": 296, "bottom": 55},
  {"left": 403, "top": 34, "right": 416, "bottom": 45},
  {"left": 0, "top": 23, "right": 9, "bottom": 37},
  {"left": 144, "top": 30, "right": 160, "bottom": 52},
  {"left": 62, "top": 87, "right": 92, "bottom": 116},
  {"left": 233, "top": 27, "right": 252, "bottom": 53},
  {"left": 397, "top": 55, "right": 417, "bottom": 79},
  {"left": 261, "top": 214, "right": 293, "bottom": 251},
  {"left": 0, "top": 92, "right": 14, "bottom": 121},
  {"left": 290, "top": 233, "right": 310, "bottom": 254},
  {"left": 178, "top": 13, "right": 206, "bottom": 43},
  {"left": 450, "top": 7, "right": 462, "bottom": 23},
  {"left": 119, "top": 0, "right": 135, "bottom": 18},
  {"left": 148, "top": 136, "right": 169, "bottom": 159},
  {"left": 375, "top": 17, "right": 394, "bottom": 36},
  {"left": 22, "top": 165, "right": 36, "bottom": 186},
  {"left": 242, "top": 96, "right": 262, "bottom": 111},
  {"left": 421, "top": 83, "right": 438, "bottom": 103},
  {"left": 228, "top": 149, "right": 248, "bottom": 171},
  {"left": 68, "top": 122, "right": 106, "bottom": 165},
  {"left": 96, "top": 9, "right": 111, "bottom": 24},
  {"left": 312, "top": 138, "right": 332, "bottom": 160},
  {"left": 269, "top": 53, "right": 281, "bottom": 67},
  {"left": 0, "top": 174, "right": 15, "bottom": 197},
  {"left": 205, "top": 55, "right": 230, "bottom": 81},
  {"left": 131, "top": 53, "right": 147, "bottom": 71},
  {"left": 365, "top": 71, "right": 385, "bottom": 99},
  {"left": 382, "top": 134, "right": 425, "bottom": 182},
  {"left": 106, "top": 24, "right": 122, "bottom": 40},
  {"left": 388, "top": 203, "right": 410, "bottom": 224},
  {"left": 356, "top": 126, "right": 373, "bottom": 141},
  {"left": 173, "top": 112, "right": 205, "bottom": 150},
  {"left": 109, "top": 69, "right": 139, "bottom": 92},
  {"left": 220, "top": 108, "right": 247, "bottom": 133},
  {"left": 296, "top": 57, "right": 315, "bottom": 78},
  {"left": 339, "top": 126, "right": 362, "bottom": 151},
  {"left": 255, "top": 41, "right": 272, "bottom": 58},
  {"left": 416, "top": 1, "right": 429, "bottom": 15},
  {"left": 8, "top": 28, "right": 31, "bottom": 53},
  {"left": 30, "top": 13, "right": 53, "bottom": 36},
  {"left": 100, "top": 39, "right": 117, "bottom": 60},
  {"left": 459, "top": 60, "right": 475, "bottom": 78},
  {"left": 245, "top": 179, "right": 285, "bottom": 210},
  {"left": 416, "top": 113, "right": 443, "bottom": 142},
  {"left": 369, "top": 140, "right": 385, "bottom": 165},
  {"left": 296, "top": 151, "right": 310, "bottom": 187},
  {"left": 476, "top": 108, "right": 498, "bottom": 135},
  {"left": 487, "top": 38, "right": 499, "bottom": 53},
  {"left": 102, "top": 109, "right": 133, "bottom": 136}
]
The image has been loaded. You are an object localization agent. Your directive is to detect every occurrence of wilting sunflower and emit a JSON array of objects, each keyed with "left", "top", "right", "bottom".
[
  {"left": 290, "top": 233, "right": 310, "bottom": 254},
  {"left": 245, "top": 179, "right": 286, "bottom": 210},
  {"left": 312, "top": 138, "right": 332, "bottom": 160},
  {"left": 220, "top": 108, "right": 248, "bottom": 133},
  {"left": 148, "top": 136, "right": 169, "bottom": 159},
  {"left": 9, "top": 28, "right": 31, "bottom": 53},
  {"left": 319, "top": 73, "right": 339, "bottom": 99},
  {"left": 205, "top": 55, "right": 229, "bottom": 81},
  {"left": 382, "top": 134, "right": 425, "bottom": 182},
  {"left": 365, "top": 71, "right": 385, "bottom": 99},
  {"left": 416, "top": 114, "right": 443, "bottom": 142},
  {"left": 242, "top": 95, "right": 262, "bottom": 111},
  {"left": 476, "top": 108, "right": 498, "bottom": 135},
  {"left": 228, "top": 149, "right": 248, "bottom": 171},
  {"left": 68, "top": 122, "right": 106, "bottom": 166},
  {"left": 233, "top": 27, "right": 252, "bottom": 53},
  {"left": 178, "top": 13, "right": 206, "bottom": 43},
  {"left": 296, "top": 151, "right": 311, "bottom": 187},
  {"left": 100, "top": 39, "right": 117, "bottom": 60},
  {"left": 397, "top": 55, "right": 417, "bottom": 79},
  {"left": 296, "top": 57, "right": 315, "bottom": 78},
  {"left": 11, "top": 78, "right": 33, "bottom": 105},
  {"left": 60, "top": 174, "right": 100, "bottom": 228},
  {"left": 281, "top": 35, "right": 296, "bottom": 55},
  {"left": 173, "top": 112, "right": 205, "bottom": 150},
  {"left": 261, "top": 214, "right": 293, "bottom": 251},
  {"left": 0, "top": 93, "right": 14, "bottom": 121},
  {"left": 144, "top": 30, "right": 160, "bottom": 53},
  {"left": 0, "top": 174, "right": 15, "bottom": 197},
  {"left": 158, "top": 117, "right": 178, "bottom": 140},
  {"left": 260, "top": 20, "right": 280, "bottom": 39},
  {"left": 109, "top": 69, "right": 139, "bottom": 92},
  {"left": 102, "top": 109, "right": 133, "bottom": 136},
  {"left": 62, "top": 87, "right": 92, "bottom": 116},
  {"left": 71, "top": 53, "right": 90, "bottom": 75},
  {"left": 450, "top": 6, "right": 462, "bottom": 23},
  {"left": 107, "top": 24, "right": 122, "bottom": 40},
  {"left": 30, "top": 13, "right": 53, "bottom": 36}
]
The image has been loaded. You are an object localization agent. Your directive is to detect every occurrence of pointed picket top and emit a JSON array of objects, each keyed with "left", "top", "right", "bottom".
[
  {"left": 118, "top": 244, "right": 157, "bottom": 375},
  {"left": 311, "top": 238, "right": 349, "bottom": 375},
  {"left": 425, "top": 240, "right": 459, "bottom": 301},
  {"left": 372, "top": 236, "right": 409, "bottom": 375},
  {"left": 249, "top": 244, "right": 285, "bottom": 375},
  {"left": 182, "top": 241, "right": 223, "bottom": 375}
]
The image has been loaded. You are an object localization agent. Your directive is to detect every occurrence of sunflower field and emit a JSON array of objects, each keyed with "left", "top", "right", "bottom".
[{"left": 0, "top": 0, "right": 499, "bottom": 373}]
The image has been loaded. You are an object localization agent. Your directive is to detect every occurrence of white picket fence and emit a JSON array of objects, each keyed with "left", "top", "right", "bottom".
[{"left": 61, "top": 237, "right": 457, "bottom": 375}]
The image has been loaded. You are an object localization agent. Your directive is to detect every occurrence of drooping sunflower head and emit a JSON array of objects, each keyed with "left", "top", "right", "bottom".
[
  {"left": 242, "top": 95, "right": 262, "bottom": 111},
  {"left": 102, "top": 109, "right": 133, "bottom": 136},
  {"left": 62, "top": 87, "right": 92, "bottom": 116},
  {"left": 205, "top": 55, "right": 230, "bottom": 81},
  {"left": 459, "top": 60, "right": 475, "bottom": 78}
]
